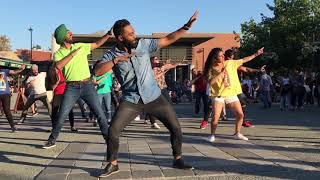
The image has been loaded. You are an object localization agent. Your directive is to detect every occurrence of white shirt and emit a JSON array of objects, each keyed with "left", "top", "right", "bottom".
[{"left": 26, "top": 72, "right": 47, "bottom": 95}]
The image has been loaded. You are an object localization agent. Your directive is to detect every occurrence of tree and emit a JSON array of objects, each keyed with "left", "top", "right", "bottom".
[
  {"left": 0, "top": 35, "right": 12, "bottom": 51},
  {"left": 32, "top": 44, "right": 42, "bottom": 50},
  {"left": 240, "top": 0, "right": 320, "bottom": 70}
]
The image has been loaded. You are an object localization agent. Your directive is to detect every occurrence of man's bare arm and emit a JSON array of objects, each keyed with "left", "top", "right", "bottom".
[{"left": 9, "top": 64, "right": 26, "bottom": 75}]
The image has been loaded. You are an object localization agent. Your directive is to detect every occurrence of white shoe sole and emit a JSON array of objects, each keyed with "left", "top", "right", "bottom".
[{"left": 42, "top": 144, "right": 56, "bottom": 149}]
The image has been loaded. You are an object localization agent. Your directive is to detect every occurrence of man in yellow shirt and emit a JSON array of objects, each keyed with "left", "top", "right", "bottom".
[{"left": 43, "top": 24, "right": 112, "bottom": 149}]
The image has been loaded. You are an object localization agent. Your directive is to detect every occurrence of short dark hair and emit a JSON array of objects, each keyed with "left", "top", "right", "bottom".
[
  {"left": 224, "top": 49, "right": 234, "bottom": 59},
  {"left": 113, "top": 19, "right": 131, "bottom": 37}
]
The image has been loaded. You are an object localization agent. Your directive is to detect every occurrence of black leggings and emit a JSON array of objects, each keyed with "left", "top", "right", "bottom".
[
  {"left": 107, "top": 95, "right": 182, "bottom": 161},
  {"left": 0, "top": 94, "right": 15, "bottom": 127},
  {"left": 52, "top": 94, "right": 75, "bottom": 128}
]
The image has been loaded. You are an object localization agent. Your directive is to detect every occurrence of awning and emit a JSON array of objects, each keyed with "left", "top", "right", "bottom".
[{"left": 0, "top": 58, "right": 32, "bottom": 69}]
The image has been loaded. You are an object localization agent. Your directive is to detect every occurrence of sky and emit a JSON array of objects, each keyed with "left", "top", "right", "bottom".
[{"left": 1, "top": 0, "right": 274, "bottom": 51}]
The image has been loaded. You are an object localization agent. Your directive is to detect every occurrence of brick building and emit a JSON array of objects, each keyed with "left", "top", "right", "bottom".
[{"left": 16, "top": 49, "right": 52, "bottom": 62}]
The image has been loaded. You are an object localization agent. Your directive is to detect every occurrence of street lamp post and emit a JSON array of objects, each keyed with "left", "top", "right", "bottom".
[{"left": 28, "top": 27, "right": 33, "bottom": 61}]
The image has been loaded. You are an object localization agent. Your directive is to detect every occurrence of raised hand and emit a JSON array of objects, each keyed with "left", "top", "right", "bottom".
[
  {"left": 256, "top": 47, "right": 264, "bottom": 56},
  {"left": 185, "top": 10, "right": 199, "bottom": 29}
]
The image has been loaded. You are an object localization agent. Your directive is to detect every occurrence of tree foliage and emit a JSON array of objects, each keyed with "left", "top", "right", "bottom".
[
  {"left": 0, "top": 35, "right": 11, "bottom": 51},
  {"left": 240, "top": 0, "right": 320, "bottom": 70}
]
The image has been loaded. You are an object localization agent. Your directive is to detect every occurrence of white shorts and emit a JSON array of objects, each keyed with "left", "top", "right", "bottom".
[{"left": 212, "top": 96, "right": 239, "bottom": 104}]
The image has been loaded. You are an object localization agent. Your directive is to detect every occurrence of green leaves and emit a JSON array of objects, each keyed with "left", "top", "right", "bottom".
[{"left": 240, "top": 0, "right": 320, "bottom": 70}]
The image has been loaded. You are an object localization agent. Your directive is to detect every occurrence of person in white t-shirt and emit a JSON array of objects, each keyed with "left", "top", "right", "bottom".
[{"left": 18, "top": 64, "right": 52, "bottom": 124}]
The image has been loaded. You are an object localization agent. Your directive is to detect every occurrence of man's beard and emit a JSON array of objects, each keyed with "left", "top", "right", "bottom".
[
  {"left": 65, "top": 38, "right": 73, "bottom": 44},
  {"left": 123, "top": 39, "right": 138, "bottom": 50}
]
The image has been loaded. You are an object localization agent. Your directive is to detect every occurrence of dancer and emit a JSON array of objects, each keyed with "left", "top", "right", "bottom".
[
  {"left": 18, "top": 64, "right": 52, "bottom": 124},
  {"left": 0, "top": 64, "right": 26, "bottom": 132},
  {"left": 42, "top": 24, "right": 112, "bottom": 149},
  {"left": 200, "top": 49, "right": 264, "bottom": 130},
  {"left": 92, "top": 69, "right": 113, "bottom": 123},
  {"left": 47, "top": 62, "right": 78, "bottom": 132},
  {"left": 225, "top": 49, "right": 266, "bottom": 127},
  {"left": 203, "top": 47, "right": 264, "bottom": 142},
  {"left": 95, "top": 11, "right": 198, "bottom": 177}
]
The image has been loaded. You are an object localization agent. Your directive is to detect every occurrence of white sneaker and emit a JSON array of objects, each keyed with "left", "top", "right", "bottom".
[
  {"left": 234, "top": 133, "right": 249, "bottom": 141},
  {"left": 208, "top": 134, "right": 215, "bottom": 142},
  {"left": 151, "top": 123, "right": 160, "bottom": 129},
  {"left": 134, "top": 115, "right": 141, "bottom": 121}
]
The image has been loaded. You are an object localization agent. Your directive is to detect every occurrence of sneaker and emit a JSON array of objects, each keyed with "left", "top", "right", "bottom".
[
  {"left": 242, "top": 121, "right": 252, "bottom": 127},
  {"left": 172, "top": 158, "right": 194, "bottom": 169},
  {"left": 42, "top": 141, "right": 56, "bottom": 149},
  {"left": 93, "top": 120, "right": 97, "bottom": 127},
  {"left": 71, "top": 127, "right": 78, "bottom": 132},
  {"left": 208, "top": 134, "right": 215, "bottom": 142},
  {"left": 221, "top": 115, "right": 228, "bottom": 121},
  {"left": 11, "top": 126, "right": 18, "bottom": 133},
  {"left": 200, "top": 120, "right": 208, "bottom": 129},
  {"left": 46, "top": 129, "right": 52, "bottom": 132},
  {"left": 99, "top": 163, "right": 119, "bottom": 177},
  {"left": 17, "top": 117, "right": 25, "bottom": 125},
  {"left": 134, "top": 115, "right": 141, "bottom": 121},
  {"left": 151, "top": 123, "right": 160, "bottom": 129},
  {"left": 234, "top": 133, "right": 249, "bottom": 141},
  {"left": 143, "top": 120, "right": 148, "bottom": 124}
]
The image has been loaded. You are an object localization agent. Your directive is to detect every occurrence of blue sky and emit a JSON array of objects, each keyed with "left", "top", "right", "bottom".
[{"left": 1, "top": 0, "right": 274, "bottom": 50}]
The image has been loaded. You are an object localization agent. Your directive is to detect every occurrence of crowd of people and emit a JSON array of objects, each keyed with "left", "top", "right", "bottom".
[{"left": 1, "top": 10, "right": 320, "bottom": 178}]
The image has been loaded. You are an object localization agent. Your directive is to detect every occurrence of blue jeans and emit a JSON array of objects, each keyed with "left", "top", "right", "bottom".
[
  {"left": 48, "top": 81, "right": 108, "bottom": 143},
  {"left": 98, "top": 93, "right": 112, "bottom": 122},
  {"left": 261, "top": 90, "right": 271, "bottom": 108}
]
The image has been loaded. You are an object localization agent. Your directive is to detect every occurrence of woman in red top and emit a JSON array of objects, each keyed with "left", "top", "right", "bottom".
[{"left": 47, "top": 63, "right": 77, "bottom": 132}]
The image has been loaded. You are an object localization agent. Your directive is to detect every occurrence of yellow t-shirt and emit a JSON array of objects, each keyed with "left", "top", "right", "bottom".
[
  {"left": 209, "top": 59, "right": 243, "bottom": 97},
  {"left": 54, "top": 43, "right": 91, "bottom": 82}
]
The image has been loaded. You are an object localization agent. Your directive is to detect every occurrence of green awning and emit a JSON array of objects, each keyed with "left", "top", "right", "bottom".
[{"left": 0, "top": 58, "right": 32, "bottom": 69}]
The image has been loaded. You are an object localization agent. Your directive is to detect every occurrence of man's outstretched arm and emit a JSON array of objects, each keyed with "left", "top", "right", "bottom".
[
  {"left": 158, "top": 11, "right": 198, "bottom": 49},
  {"left": 91, "top": 28, "right": 112, "bottom": 50}
]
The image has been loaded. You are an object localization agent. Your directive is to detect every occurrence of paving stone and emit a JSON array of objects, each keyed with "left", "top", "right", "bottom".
[
  {"left": 67, "top": 172, "right": 98, "bottom": 180},
  {"left": 118, "top": 162, "right": 131, "bottom": 171},
  {"left": 218, "top": 146, "right": 261, "bottom": 160},
  {"left": 36, "top": 167, "right": 71, "bottom": 177},
  {"left": 99, "top": 170, "right": 131, "bottom": 180},
  {"left": 150, "top": 147, "right": 172, "bottom": 155},
  {"left": 36, "top": 173, "right": 70, "bottom": 180},
  {"left": 132, "top": 170, "right": 163, "bottom": 179},
  {"left": 193, "top": 165, "right": 225, "bottom": 176},
  {"left": 193, "top": 145, "right": 238, "bottom": 161},
  {"left": 131, "top": 163, "right": 160, "bottom": 170},
  {"left": 235, "top": 141, "right": 319, "bottom": 170},
  {"left": 162, "top": 169, "right": 195, "bottom": 177},
  {"left": 36, "top": 143, "right": 87, "bottom": 179}
]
